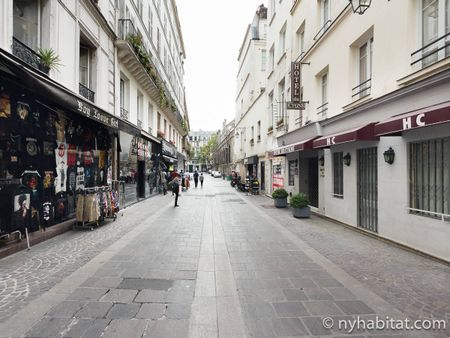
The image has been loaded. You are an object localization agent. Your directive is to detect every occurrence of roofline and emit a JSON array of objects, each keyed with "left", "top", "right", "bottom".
[{"left": 172, "top": 0, "right": 187, "bottom": 58}]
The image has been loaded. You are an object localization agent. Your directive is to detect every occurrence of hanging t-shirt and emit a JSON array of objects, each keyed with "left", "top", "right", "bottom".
[
  {"left": 84, "top": 166, "right": 92, "bottom": 187},
  {"left": 12, "top": 189, "right": 31, "bottom": 231},
  {"left": 54, "top": 192, "right": 68, "bottom": 221},
  {"left": 83, "top": 148, "right": 94, "bottom": 166},
  {"left": 43, "top": 112, "right": 57, "bottom": 140},
  {"left": 6, "top": 134, "right": 21, "bottom": 177},
  {"left": 66, "top": 166, "right": 77, "bottom": 193},
  {"left": 0, "top": 93, "right": 12, "bottom": 119},
  {"left": 13, "top": 101, "right": 32, "bottom": 134},
  {"left": 67, "top": 144, "right": 77, "bottom": 166},
  {"left": 55, "top": 118, "right": 66, "bottom": 143},
  {"left": 21, "top": 169, "right": 41, "bottom": 201},
  {"left": 54, "top": 142, "right": 68, "bottom": 193},
  {"left": 41, "top": 199, "right": 54, "bottom": 228},
  {"left": 42, "top": 170, "right": 55, "bottom": 197},
  {"left": 30, "top": 108, "right": 42, "bottom": 139},
  {"left": 76, "top": 165, "right": 85, "bottom": 191},
  {"left": 65, "top": 120, "right": 76, "bottom": 144},
  {"left": 41, "top": 140, "right": 57, "bottom": 175},
  {"left": 23, "top": 137, "right": 40, "bottom": 168}
]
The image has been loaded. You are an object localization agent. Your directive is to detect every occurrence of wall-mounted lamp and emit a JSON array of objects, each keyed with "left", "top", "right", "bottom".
[
  {"left": 349, "top": 0, "right": 372, "bottom": 14},
  {"left": 319, "top": 156, "right": 324, "bottom": 167},
  {"left": 343, "top": 153, "right": 351, "bottom": 166},
  {"left": 383, "top": 147, "right": 395, "bottom": 164}
]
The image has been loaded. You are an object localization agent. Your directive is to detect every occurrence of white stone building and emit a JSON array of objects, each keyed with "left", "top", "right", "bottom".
[
  {"left": 263, "top": 0, "right": 450, "bottom": 261},
  {"left": 188, "top": 130, "right": 216, "bottom": 172},
  {"left": 234, "top": 4, "right": 272, "bottom": 192}
]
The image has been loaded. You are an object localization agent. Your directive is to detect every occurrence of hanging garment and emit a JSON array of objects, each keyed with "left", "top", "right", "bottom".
[
  {"left": 54, "top": 142, "right": 68, "bottom": 193},
  {"left": 76, "top": 194, "right": 84, "bottom": 222}
]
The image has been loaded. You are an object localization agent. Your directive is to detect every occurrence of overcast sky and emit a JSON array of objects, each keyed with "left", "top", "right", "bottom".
[{"left": 177, "top": 0, "right": 265, "bottom": 132}]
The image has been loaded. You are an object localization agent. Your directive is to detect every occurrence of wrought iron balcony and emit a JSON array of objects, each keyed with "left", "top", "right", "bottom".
[
  {"left": 12, "top": 37, "right": 49, "bottom": 75},
  {"left": 120, "top": 107, "right": 129, "bottom": 120},
  {"left": 352, "top": 78, "right": 371, "bottom": 100},
  {"left": 411, "top": 32, "right": 450, "bottom": 69},
  {"left": 118, "top": 19, "right": 137, "bottom": 41},
  {"left": 137, "top": 120, "right": 143, "bottom": 129},
  {"left": 79, "top": 83, "right": 95, "bottom": 102},
  {"left": 317, "top": 102, "right": 328, "bottom": 118}
]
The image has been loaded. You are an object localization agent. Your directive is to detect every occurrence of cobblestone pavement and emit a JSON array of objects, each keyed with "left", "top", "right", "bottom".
[
  {"left": 0, "top": 177, "right": 448, "bottom": 337},
  {"left": 0, "top": 195, "right": 169, "bottom": 323}
]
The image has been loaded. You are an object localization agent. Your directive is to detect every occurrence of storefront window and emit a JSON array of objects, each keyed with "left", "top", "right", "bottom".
[
  {"left": 288, "top": 160, "right": 297, "bottom": 186},
  {"left": 409, "top": 137, "right": 450, "bottom": 220},
  {"left": 333, "top": 152, "right": 344, "bottom": 198},
  {"left": 119, "top": 132, "right": 137, "bottom": 207}
]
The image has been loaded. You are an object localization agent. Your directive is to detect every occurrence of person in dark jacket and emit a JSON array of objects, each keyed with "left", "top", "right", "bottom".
[
  {"left": 199, "top": 173, "right": 204, "bottom": 188},
  {"left": 169, "top": 176, "right": 180, "bottom": 207},
  {"left": 193, "top": 170, "right": 199, "bottom": 188}
]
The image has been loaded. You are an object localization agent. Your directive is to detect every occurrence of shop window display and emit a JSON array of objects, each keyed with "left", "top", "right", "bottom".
[{"left": 0, "top": 85, "right": 113, "bottom": 236}]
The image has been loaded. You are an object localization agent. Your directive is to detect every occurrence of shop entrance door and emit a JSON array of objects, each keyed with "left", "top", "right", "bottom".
[
  {"left": 357, "top": 147, "right": 378, "bottom": 233},
  {"left": 137, "top": 160, "right": 146, "bottom": 198},
  {"left": 260, "top": 161, "right": 265, "bottom": 191},
  {"left": 308, "top": 158, "right": 319, "bottom": 207}
]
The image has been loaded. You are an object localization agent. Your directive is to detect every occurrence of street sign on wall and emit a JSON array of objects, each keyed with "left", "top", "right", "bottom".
[
  {"left": 291, "top": 62, "right": 301, "bottom": 103},
  {"left": 287, "top": 101, "right": 305, "bottom": 110}
]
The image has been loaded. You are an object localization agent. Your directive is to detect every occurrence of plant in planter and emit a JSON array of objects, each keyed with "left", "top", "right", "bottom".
[
  {"left": 290, "top": 193, "right": 311, "bottom": 218},
  {"left": 272, "top": 188, "right": 288, "bottom": 208},
  {"left": 37, "top": 48, "right": 62, "bottom": 72}
]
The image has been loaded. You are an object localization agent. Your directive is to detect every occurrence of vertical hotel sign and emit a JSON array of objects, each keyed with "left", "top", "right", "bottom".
[{"left": 291, "top": 62, "right": 301, "bottom": 103}]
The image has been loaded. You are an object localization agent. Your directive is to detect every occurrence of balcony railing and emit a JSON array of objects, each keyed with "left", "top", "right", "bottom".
[
  {"left": 118, "top": 19, "right": 137, "bottom": 41},
  {"left": 352, "top": 78, "right": 371, "bottom": 100},
  {"left": 411, "top": 32, "right": 450, "bottom": 69},
  {"left": 137, "top": 119, "right": 143, "bottom": 129},
  {"left": 317, "top": 102, "right": 328, "bottom": 118},
  {"left": 79, "top": 83, "right": 95, "bottom": 102},
  {"left": 120, "top": 107, "right": 129, "bottom": 120},
  {"left": 12, "top": 37, "right": 49, "bottom": 75}
]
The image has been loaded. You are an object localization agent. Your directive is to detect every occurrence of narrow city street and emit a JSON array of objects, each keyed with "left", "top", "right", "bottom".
[{"left": 0, "top": 176, "right": 449, "bottom": 338}]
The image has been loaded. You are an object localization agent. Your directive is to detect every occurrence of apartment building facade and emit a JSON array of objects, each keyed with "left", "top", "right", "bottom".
[
  {"left": 188, "top": 130, "right": 216, "bottom": 172},
  {"left": 263, "top": 0, "right": 450, "bottom": 260},
  {"left": 0, "top": 0, "right": 190, "bottom": 234},
  {"left": 234, "top": 4, "right": 272, "bottom": 192}
]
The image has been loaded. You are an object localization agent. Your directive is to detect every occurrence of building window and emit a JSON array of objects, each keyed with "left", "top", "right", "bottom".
[
  {"left": 148, "top": 103, "right": 153, "bottom": 132},
  {"left": 278, "top": 78, "right": 285, "bottom": 125},
  {"left": 79, "top": 45, "right": 91, "bottom": 88},
  {"left": 137, "top": 91, "right": 143, "bottom": 124},
  {"left": 157, "top": 28, "right": 160, "bottom": 55},
  {"left": 137, "top": 0, "right": 143, "bottom": 16},
  {"left": 164, "top": 119, "right": 167, "bottom": 137},
  {"left": 317, "top": 72, "right": 328, "bottom": 118},
  {"left": 269, "top": 45, "right": 275, "bottom": 72},
  {"left": 270, "top": 0, "right": 276, "bottom": 17},
  {"left": 148, "top": 6, "right": 153, "bottom": 39},
  {"left": 333, "top": 152, "right": 344, "bottom": 198},
  {"left": 279, "top": 24, "right": 286, "bottom": 55},
  {"left": 261, "top": 49, "right": 267, "bottom": 71},
  {"left": 409, "top": 137, "right": 450, "bottom": 220},
  {"left": 420, "top": 0, "right": 450, "bottom": 66},
  {"left": 13, "top": 0, "right": 40, "bottom": 51},
  {"left": 355, "top": 38, "right": 373, "bottom": 99},
  {"left": 296, "top": 24, "right": 305, "bottom": 56},
  {"left": 323, "top": 0, "right": 330, "bottom": 26},
  {"left": 257, "top": 120, "right": 261, "bottom": 142}
]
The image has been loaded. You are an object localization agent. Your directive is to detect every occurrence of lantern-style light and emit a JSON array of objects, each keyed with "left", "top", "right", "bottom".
[
  {"left": 383, "top": 147, "right": 395, "bottom": 165},
  {"left": 349, "top": 0, "right": 372, "bottom": 15},
  {"left": 343, "top": 153, "right": 351, "bottom": 166}
]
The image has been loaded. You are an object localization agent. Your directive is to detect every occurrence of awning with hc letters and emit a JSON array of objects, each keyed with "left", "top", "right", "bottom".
[
  {"left": 269, "top": 137, "right": 317, "bottom": 157},
  {"left": 312, "top": 123, "right": 378, "bottom": 149},
  {"left": 375, "top": 101, "right": 450, "bottom": 136}
]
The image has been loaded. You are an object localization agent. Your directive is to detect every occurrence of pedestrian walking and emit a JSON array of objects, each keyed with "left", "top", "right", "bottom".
[
  {"left": 199, "top": 173, "right": 204, "bottom": 188},
  {"left": 160, "top": 170, "right": 167, "bottom": 195},
  {"left": 193, "top": 170, "right": 199, "bottom": 188},
  {"left": 169, "top": 176, "right": 180, "bottom": 207}
]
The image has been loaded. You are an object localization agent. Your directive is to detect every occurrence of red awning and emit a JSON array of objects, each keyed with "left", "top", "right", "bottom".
[
  {"left": 269, "top": 137, "right": 317, "bottom": 157},
  {"left": 312, "top": 123, "right": 378, "bottom": 149},
  {"left": 375, "top": 101, "right": 450, "bottom": 136}
]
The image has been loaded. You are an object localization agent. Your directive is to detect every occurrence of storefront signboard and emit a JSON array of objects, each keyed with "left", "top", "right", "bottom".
[{"left": 162, "top": 140, "right": 177, "bottom": 159}]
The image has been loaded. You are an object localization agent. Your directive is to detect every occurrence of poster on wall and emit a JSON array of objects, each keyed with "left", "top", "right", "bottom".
[{"left": 272, "top": 157, "right": 285, "bottom": 190}]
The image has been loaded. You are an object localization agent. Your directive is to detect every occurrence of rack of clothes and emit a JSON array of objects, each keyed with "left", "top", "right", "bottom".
[{"left": 74, "top": 185, "right": 120, "bottom": 230}]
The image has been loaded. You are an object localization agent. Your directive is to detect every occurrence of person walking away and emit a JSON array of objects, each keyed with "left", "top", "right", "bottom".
[
  {"left": 193, "top": 170, "right": 199, "bottom": 188},
  {"left": 200, "top": 173, "right": 204, "bottom": 188},
  {"left": 169, "top": 176, "right": 180, "bottom": 207},
  {"left": 160, "top": 170, "right": 167, "bottom": 195}
]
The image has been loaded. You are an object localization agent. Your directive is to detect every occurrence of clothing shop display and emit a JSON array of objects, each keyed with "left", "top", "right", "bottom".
[{"left": 0, "top": 84, "right": 115, "bottom": 236}]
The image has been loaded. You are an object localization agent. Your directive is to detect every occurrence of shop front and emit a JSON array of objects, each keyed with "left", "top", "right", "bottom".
[
  {"left": 161, "top": 139, "right": 178, "bottom": 171},
  {"left": 0, "top": 50, "right": 119, "bottom": 236},
  {"left": 245, "top": 155, "right": 258, "bottom": 178}
]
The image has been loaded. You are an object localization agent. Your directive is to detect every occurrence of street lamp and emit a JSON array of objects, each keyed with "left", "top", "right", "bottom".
[
  {"left": 349, "top": 0, "right": 372, "bottom": 15},
  {"left": 383, "top": 147, "right": 395, "bottom": 165}
]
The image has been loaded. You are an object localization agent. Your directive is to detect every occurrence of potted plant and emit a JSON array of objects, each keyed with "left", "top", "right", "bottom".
[
  {"left": 37, "top": 48, "right": 62, "bottom": 73},
  {"left": 290, "top": 193, "right": 311, "bottom": 218},
  {"left": 272, "top": 188, "right": 288, "bottom": 208}
]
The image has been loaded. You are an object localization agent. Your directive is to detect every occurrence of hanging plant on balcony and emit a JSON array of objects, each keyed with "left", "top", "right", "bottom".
[{"left": 37, "top": 48, "right": 62, "bottom": 71}]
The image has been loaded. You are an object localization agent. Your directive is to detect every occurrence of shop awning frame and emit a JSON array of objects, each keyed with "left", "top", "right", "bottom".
[
  {"left": 313, "top": 123, "right": 378, "bottom": 149},
  {"left": 269, "top": 137, "right": 318, "bottom": 157},
  {"left": 374, "top": 101, "right": 450, "bottom": 136}
]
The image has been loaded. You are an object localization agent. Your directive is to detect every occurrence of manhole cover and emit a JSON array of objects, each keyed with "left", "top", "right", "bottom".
[{"left": 118, "top": 278, "right": 174, "bottom": 291}]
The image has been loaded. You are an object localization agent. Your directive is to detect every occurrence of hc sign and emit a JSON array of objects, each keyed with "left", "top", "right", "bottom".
[
  {"left": 326, "top": 137, "right": 336, "bottom": 146},
  {"left": 402, "top": 113, "right": 425, "bottom": 130}
]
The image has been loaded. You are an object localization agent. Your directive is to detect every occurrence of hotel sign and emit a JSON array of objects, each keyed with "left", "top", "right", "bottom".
[{"left": 291, "top": 62, "right": 301, "bottom": 104}]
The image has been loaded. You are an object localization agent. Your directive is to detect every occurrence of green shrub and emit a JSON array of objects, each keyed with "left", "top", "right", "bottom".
[
  {"left": 272, "top": 188, "right": 288, "bottom": 199},
  {"left": 290, "top": 193, "right": 310, "bottom": 208}
]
